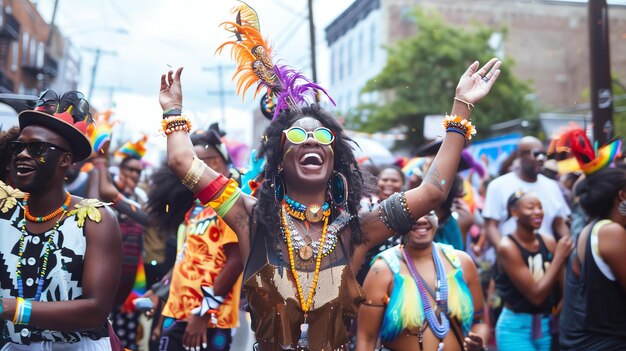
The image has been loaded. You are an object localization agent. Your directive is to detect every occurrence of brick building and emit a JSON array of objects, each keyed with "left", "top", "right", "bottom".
[
  {"left": 326, "top": 0, "right": 626, "bottom": 113},
  {"left": 0, "top": 0, "right": 79, "bottom": 95}
]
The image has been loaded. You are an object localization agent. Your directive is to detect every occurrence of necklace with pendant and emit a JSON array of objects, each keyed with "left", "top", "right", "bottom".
[{"left": 402, "top": 244, "right": 450, "bottom": 345}]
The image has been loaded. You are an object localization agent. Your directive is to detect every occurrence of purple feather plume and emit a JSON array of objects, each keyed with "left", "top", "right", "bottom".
[{"left": 272, "top": 64, "right": 336, "bottom": 120}]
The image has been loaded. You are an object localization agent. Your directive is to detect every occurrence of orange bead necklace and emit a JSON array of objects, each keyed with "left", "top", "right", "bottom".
[{"left": 23, "top": 191, "right": 71, "bottom": 222}]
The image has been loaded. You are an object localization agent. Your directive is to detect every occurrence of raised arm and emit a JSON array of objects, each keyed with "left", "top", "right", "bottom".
[
  {"left": 359, "top": 59, "right": 501, "bottom": 250},
  {"left": 497, "top": 235, "right": 572, "bottom": 306},
  {"left": 159, "top": 68, "right": 256, "bottom": 240},
  {"left": 0, "top": 206, "right": 122, "bottom": 330}
]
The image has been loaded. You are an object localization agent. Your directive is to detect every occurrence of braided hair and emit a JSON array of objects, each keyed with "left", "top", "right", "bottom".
[{"left": 255, "top": 105, "right": 371, "bottom": 250}]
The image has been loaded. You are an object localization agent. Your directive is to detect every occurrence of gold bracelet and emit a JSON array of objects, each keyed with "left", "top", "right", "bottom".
[{"left": 181, "top": 156, "right": 205, "bottom": 190}]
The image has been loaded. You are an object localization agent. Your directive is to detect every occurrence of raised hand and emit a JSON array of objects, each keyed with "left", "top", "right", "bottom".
[
  {"left": 455, "top": 58, "right": 502, "bottom": 104},
  {"left": 159, "top": 67, "right": 184, "bottom": 111}
]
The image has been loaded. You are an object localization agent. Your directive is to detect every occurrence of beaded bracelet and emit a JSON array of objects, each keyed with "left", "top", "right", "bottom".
[
  {"left": 208, "top": 179, "right": 239, "bottom": 209},
  {"left": 181, "top": 156, "right": 205, "bottom": 190},
  {"left": 161, "top": 116, "right": 192, "bottom": 135},
  {"left": 442, "top": 114, "right": 477, "bottom": 140},
  {"left": 380, "top": 192, "right": 415, "bottom": 235},
  {"left": 196, "top": 174, "right": 229, "bottom": 205}
]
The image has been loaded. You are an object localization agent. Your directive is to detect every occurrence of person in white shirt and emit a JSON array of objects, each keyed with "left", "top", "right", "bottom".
[{"left": 483, "top": 136, "right": 571, "bottom": 247}]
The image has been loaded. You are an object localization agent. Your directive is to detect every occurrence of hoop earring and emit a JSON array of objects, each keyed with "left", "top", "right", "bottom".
[
  {"left": 619, "top": 200, "right": 626, "bottom": 217},
  {"left": 273, "top": 173, "right": 285, "bottom": 204},
  {"left": 329, "top": 172, "right": 348, "bottom": 207}
]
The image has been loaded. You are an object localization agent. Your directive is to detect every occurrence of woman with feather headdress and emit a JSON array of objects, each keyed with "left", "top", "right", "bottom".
[{"left": 158, "top": 3, "right": 501, "bottom": 350}]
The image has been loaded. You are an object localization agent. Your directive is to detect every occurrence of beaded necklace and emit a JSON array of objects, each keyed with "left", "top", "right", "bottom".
[
  {"left": 283, "top": 195, "right": 330, "bottom": 223},
  {"left": 280, "top": 207, "right": 328, "bottom": 349},
  {"left": 402, "top": 244, "right": 450, "bottom": 343},
  {"left": 16, "top": 214, "right": 65, "bottom": 301},
  {"left": 24, "top": 191, "right": 71, "bottom": 222},
  {"left": 281, "top": 207, "right": 351, "bottom": 261}
]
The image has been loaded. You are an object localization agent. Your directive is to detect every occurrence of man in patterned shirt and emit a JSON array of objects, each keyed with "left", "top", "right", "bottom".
[{"left": 0, "top": 90, "right": 122, "bottom": 350}]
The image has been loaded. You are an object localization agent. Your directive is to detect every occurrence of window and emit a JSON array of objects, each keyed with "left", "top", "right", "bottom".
[
  {"left": 37, "top": 42, "right": 44, "bottom": 68},
  {"left": 338, "top": 44, "right": 344, "bottom": 81},
  {"left": 370, "top": 24, "right": 376, "bottom": 63},
  {"left": 21, "top": 32, "right": 29, "bottom": 64},
  {"left": 10, "top": 41, "right": 18, "bottom": 71},
  {"left": 347, "top": 38, "right": 352, "bottom": 77},
  {"left": 330, "top": 49, "right": 335, "bottom": 84},
  {"left": 30, "top": 37, "right": 37, "bottom": 66},
  {"left": 358, "top": 30, "right": 364, "bottom": 68}
]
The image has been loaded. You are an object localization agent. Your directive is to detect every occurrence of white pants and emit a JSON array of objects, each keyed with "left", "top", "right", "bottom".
[{"left": 1, "top": 338, "right": 111, "bottom": 351}]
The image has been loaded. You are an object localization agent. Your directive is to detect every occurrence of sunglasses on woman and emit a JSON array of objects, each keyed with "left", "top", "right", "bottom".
[
  {"left": 283, "top": 127, "right": 335, "bottom": 145},
  {"left": 9, "top": 141, "right": 70, "bottom": 158}
]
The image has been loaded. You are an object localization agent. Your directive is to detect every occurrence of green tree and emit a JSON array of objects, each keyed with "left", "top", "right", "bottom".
[
  {"left": 612, "top": 78, "right": 626, "bottom": 140},
  {"left": 351, "top": 8, "right": 535, "bottom": 149}
]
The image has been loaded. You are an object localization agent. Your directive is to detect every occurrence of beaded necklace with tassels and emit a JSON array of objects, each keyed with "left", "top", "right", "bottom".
[
  {"left": 280, "top": 206, "right": 329, "bottom": 349},
  {"left": 402, "top": 244, "right": 450, "bottom": 351},
  {"left": 16, "top": 213, "right": 66, "bottom": 301}
]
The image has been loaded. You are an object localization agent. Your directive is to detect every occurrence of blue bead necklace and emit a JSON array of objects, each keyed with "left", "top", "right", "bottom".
[{"left": 402, "top": 244, "right": 450, "bottom": 340}]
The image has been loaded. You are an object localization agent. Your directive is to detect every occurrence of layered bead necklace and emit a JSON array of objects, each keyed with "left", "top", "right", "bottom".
[
  {"left": 16, "top": 192, "right": 71, "bottom": 300},
  {"left": 280, "top": 207, "right": 328, "bottom": 349},
  {"left": 23, "top": 191, "right": 71, "bottom": 222},
  {"left": 402, "top": 244, "right": 449, "bottom": 350},
  {"left": 281, "top": 207, "right": 350, "bottom": 261}
]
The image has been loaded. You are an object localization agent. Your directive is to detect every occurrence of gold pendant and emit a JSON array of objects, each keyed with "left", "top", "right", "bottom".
[
  {"left": 299, "top": 244, "right": 313, "bottom": 261},
  {"left": 305, "top": 203, "right": 323, "bottom": 223}
]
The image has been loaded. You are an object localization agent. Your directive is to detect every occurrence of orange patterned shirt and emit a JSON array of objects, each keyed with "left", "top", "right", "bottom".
[{"left": 162, "top": 204, "right": 242, "bottom": 328}]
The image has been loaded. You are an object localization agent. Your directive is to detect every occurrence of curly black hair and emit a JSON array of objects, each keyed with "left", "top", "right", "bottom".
[
  {"left": 0, "top": 126, "right": 20, "bottom": 181},
  {"left": 255, "top": 105, "right": 372, "bottom": 250},
  {"left": 575, "top": 165, "right": 626, "bottom": 219}
]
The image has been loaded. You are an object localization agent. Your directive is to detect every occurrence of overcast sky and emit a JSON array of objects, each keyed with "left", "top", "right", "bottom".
[
  {"left": 34, "top": 0, "right": 626, "bottom": 163},
  {"left": 34, "top": 0, "right": 353, "bottom": 163}
]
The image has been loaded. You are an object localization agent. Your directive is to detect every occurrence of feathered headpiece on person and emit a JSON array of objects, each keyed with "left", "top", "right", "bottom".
[
  {"left": 555, "top": 127, "right": 622, "bottom": 175},
  {"left": 216, "top": 1, "right": 335, "bottom": 120}
]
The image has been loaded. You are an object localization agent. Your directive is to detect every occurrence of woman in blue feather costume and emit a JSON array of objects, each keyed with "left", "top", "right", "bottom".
[{"left": 357, "top": 211, "right": 489, "bottom": 351}]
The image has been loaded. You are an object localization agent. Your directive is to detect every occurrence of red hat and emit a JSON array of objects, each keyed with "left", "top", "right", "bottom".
[{"left": 18, "top": 90, "right": 94, "bottom": 162}]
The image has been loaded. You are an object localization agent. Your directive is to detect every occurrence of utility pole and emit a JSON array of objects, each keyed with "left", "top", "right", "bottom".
[
  {"left": 46, "top": 0, "right": 60, "bottom": 47},
  {"left": 203, "top": 64, "right": 235, "bottom": 127},
  {"left": 307, "top": 0, "right": 319, "bottom": 102},
  {"left": 589, "top": 0, "right": 614, "bottom": 145},
  {"left": 83, "top": 47, "right": 117, "bottom": 101}
]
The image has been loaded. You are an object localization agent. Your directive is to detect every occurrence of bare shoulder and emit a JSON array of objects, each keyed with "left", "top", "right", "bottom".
[
  {"left": 599, "top": 222, "right": 626, "bottom": 237},
  {"left": 540, "top": 234, "right": 557, "bottom": 251}
]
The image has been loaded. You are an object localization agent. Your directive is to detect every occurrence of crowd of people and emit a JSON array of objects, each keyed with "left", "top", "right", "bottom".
[{"left": 0, "top": 3, "right": 625, "bottom": 351}]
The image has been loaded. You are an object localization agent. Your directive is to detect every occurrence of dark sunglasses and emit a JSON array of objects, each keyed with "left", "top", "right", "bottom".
[
  {"left": 123, "top": 165, "right": 143, "bottom": 175},
  {"left": 520, "top": 149, "right": 547, "bottom": 159},
  {"left": 9, "top": 141, "right": 70, "bottom": 157},
  {"left": 282, "top": 127, "right": 335, "bottom": 145}
]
